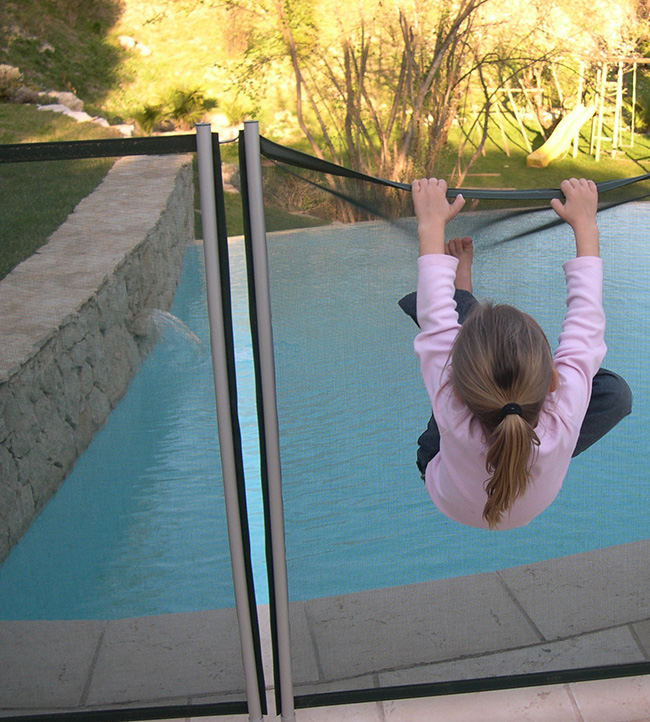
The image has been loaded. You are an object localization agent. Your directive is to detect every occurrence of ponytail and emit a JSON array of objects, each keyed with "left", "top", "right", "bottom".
[
  {"left": 449, "top": 303, "right": 554, "bottom": 530},
  {"left": 483, "top": 414, "right": 540, "bottom": 529}
]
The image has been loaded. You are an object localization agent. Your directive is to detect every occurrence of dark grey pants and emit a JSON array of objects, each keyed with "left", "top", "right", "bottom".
[{"left": 398, "top": 291, "right": 633, "bottom": 475}]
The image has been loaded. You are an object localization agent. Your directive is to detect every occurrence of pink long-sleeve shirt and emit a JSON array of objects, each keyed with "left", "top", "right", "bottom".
[{"left": 414, "top": 253, "right": 606, "bottom": 530}]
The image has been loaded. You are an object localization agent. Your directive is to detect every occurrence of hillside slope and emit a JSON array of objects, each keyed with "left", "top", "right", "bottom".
[
  {"left": 0, "top": 0, "right": 254, "bottom": 127},
  {"left": 1, "top": 1, "right": 123, "bottom": 111}
]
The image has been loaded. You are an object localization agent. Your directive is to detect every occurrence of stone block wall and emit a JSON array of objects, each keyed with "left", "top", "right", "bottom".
[{"left": 0, "top": 154, "right": 194, "bottom": 563}]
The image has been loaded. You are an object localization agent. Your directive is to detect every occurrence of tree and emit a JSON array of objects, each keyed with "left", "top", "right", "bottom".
[
  {"left": 258, "top": 0, "right": 495, "bottom": 180},
  {"left": 227, "top": 1, "right": 566, "bottom": 187},
  {"left": 226, "top": 0, "right": 648, "bottom": 204}
]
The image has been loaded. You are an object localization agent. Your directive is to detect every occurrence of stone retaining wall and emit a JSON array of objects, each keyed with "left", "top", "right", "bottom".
[{"left": 0, "top": 154, "right": 194, "bottom": 563}]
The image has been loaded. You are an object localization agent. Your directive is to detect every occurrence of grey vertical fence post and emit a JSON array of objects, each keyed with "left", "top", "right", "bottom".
[
  {"left": 243, "top": 120, "right": 296, "bottom": 722},
  {"left": 195, "top": 123, "right": 264, "bottom": 722}
]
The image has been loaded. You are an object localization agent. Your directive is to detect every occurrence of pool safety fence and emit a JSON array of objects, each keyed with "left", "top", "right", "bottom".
[
  {"left": 1, "top": 124, "right": 650, "bottom": 721},
  {"left": 0, "top": 132, "right": 264, "bottom": 721},
  {"left": 245, "top": 123, "right": 650, "bottom": 715}
]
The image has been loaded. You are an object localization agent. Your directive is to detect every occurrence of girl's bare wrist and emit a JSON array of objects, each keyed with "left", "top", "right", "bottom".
[
  {"left": 574, "top": 223, "right": 599, "bottom": 256},
  {"left": 571, "top": 218, "right": 598, "bottom": 234},
  {"left": 417, "top": 219, "right": 446, "bottom": 236},
  {"left": 417, "top": 221, "right": 446, "bottom": 255}
]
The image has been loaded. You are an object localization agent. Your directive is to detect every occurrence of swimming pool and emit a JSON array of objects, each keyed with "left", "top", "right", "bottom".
[
  {"left": 270, "top": 207, "right": 649, "bottom": 601},
  {"left": 0, "top": 207, "right": 647, "bottom": 620}
]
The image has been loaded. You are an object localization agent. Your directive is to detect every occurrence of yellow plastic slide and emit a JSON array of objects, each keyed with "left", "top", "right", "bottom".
[{"left": 526, "top": 104, "right": 595, "bottom": 168}]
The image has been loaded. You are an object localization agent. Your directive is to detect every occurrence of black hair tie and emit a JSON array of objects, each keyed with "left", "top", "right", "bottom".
[{"left": 500, "top": 403, "right": 523, "bottom": 420}]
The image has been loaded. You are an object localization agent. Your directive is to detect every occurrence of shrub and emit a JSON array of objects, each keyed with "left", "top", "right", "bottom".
[
  {"left": 0, "top": 64, "right": 23, "bottom": 101},
  {"left": 134, "top": 86, "right": 218, "bottom": 134},
  {"left": 169, "top": 87, "right": 217, "bottom": 130},
  {"left": 133, "top": 103, "right": 166, "bottom": 134}
]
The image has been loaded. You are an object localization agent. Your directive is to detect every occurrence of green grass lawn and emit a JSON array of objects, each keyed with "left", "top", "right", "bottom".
[
  {"left": 0, "top": 105, "right": 123, "bottom": 279},
  {"left": 446, "top": 113, "right": 650, "bottom": 194},
  {"left": 217, "top": 187, "right": 325, "bottom": 238}
]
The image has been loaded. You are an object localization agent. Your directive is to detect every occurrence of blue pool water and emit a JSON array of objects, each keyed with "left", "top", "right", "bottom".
[
  {"left": 271, "top": 208, "right": 649, "bottom": 600},
  {"left": 0, "top": 207, "right": 648, "bottom": 620},
  {"left": 0, "top": 246, "right": 258, "bottom": 619}
]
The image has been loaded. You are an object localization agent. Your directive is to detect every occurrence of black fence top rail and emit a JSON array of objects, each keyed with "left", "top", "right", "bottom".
[{"left": 0, "top": 134, "right": 198, "bottom": 163}]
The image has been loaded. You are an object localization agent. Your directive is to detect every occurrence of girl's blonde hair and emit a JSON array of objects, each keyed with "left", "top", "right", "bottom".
[{"left": 450, "top": 303, "right": 554, "bottom": 529}]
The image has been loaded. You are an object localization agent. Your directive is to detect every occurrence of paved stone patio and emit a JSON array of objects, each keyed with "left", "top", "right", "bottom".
[{"left": 2, "top": 539, "right": 650, "bottom": 716}]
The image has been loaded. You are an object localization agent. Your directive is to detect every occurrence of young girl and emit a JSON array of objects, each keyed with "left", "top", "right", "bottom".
[{"left": 405, "top": 177, "right": 631, "bottom": 530}]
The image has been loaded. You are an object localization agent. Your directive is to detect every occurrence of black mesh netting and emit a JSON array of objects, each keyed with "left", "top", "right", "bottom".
[
  {"left": 3, "top": 129, "right": 650, "bottom": 718},
  {"left": 0, "top": 137, "right": 263, "bottom": 719},
  {"left": 249, "top": 135, "right": 650, "bottom": 706}
]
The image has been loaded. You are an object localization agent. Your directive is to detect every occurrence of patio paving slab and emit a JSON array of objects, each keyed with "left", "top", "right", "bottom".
[
  {"left": 86, "top": 610, "right": 246, "bottom": 706},
  {"left": 0, "top": 619, "right": 104, "bottom": 709},
  {"left": 300, "top": 572, "right": 541, "bottom": 681},
  {"left": 377, "top": 626, "right": 647, "bottom": 688},
  {"left": 499, "top": 539, "right": 650, "bottom": 640}
]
